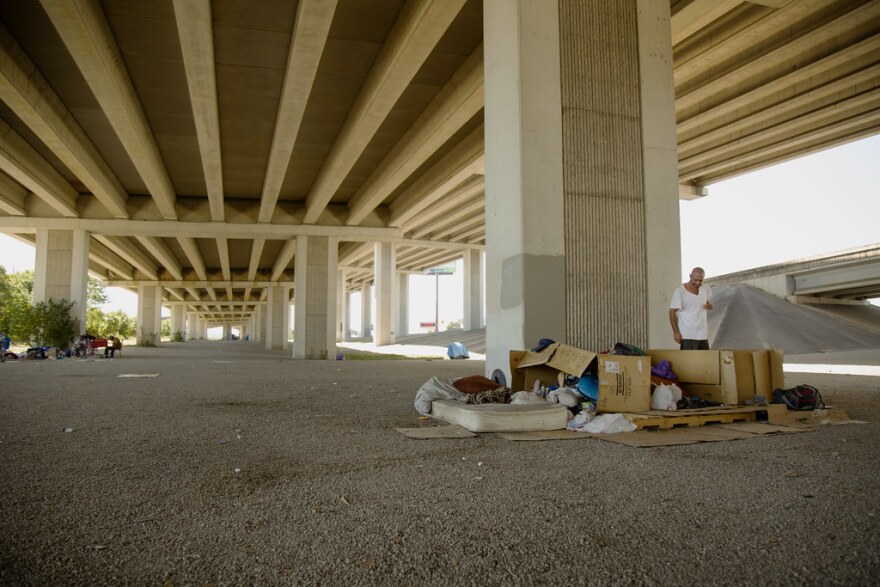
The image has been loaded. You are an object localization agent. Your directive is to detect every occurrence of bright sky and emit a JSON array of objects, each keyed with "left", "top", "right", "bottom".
[{"left": 1, "top": 135, "right": 878, "bottom": 317}]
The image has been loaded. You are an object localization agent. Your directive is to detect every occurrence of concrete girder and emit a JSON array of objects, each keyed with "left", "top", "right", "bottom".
[
  {"left": 671, "top": 0, "right": 742, "bottom": 46},
  {"left": 206, "top": 288, "right": 217, "bottom": 302},
  {"left": 338, "top": 241, "right": 372, "bottom": 265},
  {"left": 247, "top": 238, "right": 265, "bottom": 281},
  {"left": 258, "top": 0, "right": 338, "bottom": 224},
  {"left": 679, "top": 184, "right": 709, "bottom": 200},
  {"left": 172, "top": 0, "right": 225, "bottom": 222},
  {"left": 388, "top": 124, "right": 484, "bottom": 227},
  {"left": 166, "top": 287, "right": 186, "bottom": 302},
  {"left": 674, "top": 0, "right": 828, "bottom": 89},
  {"left": 215, "top": 238, "right": 231, "bottom": 281},
  {"left": 680, "top": 108, "right": 880, "bottom": 182},
  {"left": 0, "top": 24, "right": 129, "bottom": 219},
  {"left": 135, "top": 236, "right": 184, "bottom": 281},
  {"left": 90, "top": 239, "right": 135, "bottom": 280},
  {"left": 679, "top": 63, "right": 880, "bottom": 157},
  {"left": 0, "top": 170, "right": 26, "bottom": 215},
  {"left": 400, "top": 248, "right": 460, "bottom": 272},
  {"left": 243, "top": 287, "right": 252, "bottom": 302},
  {"left": 675, "top": 3, "right": 880, "bottom": 117},
  {"left": 177, "top": 237, "right": 207, "bottom": 280},
  {"left": 185, "top": 287, "right": 201, "bottom": 301},
  {"left": 271, "top": 239, "right": 297, "bottom": 281},
  {"left": 401, "top": 175, "right": 484, "bottom": 234},
  {"left": 226, "top": 287, "right": 234, "bottom": 302},
  {"left": 345, "top": 43, "right": 484, "bottom": 226},
  {"left": 302, "top": 0, "right": 468, "bottom": 224},
  {"left": 40, "top": 0, "right": 179, "bottom": 220},
  {"left": 0, "top": 119, "right": 78, "bottom": 217},
  {"left": 678, "top": 33, "right": 880, "bottom": 136},
  {"left": 408, "top": 192, "right": 484, "bottom": 239},
  {"left": 680, "top": 92, "right": 880, "bottom": 179},
  {"left": 93, "top": 235, "right": 158, "bottom": 280},
  {"left": 428, "top": 212, "right": 485, "bottom": 242},
  {"left": 166, "top": 299, "right": 267, "bottom": 307}
]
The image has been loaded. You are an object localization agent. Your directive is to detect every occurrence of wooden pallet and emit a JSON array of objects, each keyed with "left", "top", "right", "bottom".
[{"left": 621, "top": 404, "right": 788, "bottom": 431}]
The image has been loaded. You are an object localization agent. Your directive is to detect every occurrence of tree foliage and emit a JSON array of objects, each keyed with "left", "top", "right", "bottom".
[
  {"left": 0, "top": 268, "right": 35, "bottom": 342},
  {"left": 28, "top": 299, "right": 77, "bottom": 348}
]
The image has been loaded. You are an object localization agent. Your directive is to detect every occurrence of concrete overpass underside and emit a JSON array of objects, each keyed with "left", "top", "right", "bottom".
[{"left": 0, "top": 0, "right": 877, "bottom": 345}]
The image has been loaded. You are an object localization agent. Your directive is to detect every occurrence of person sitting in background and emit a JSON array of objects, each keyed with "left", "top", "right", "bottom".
[{"left": 104, "top": 336, "right": 122, "bottom": 358}]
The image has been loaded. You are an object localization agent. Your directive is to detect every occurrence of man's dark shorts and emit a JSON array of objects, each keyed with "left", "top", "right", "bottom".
[{"left": 680, "top": 339, "right": 709, "bottom": 350}]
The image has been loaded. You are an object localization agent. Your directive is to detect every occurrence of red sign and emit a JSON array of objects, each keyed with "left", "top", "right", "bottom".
[{"left": 419, "top": 322, "right": 436, "bottom": 328}]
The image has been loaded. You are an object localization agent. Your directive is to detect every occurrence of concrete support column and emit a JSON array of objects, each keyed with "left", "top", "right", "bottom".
[
  {"left": 463, "top": 249, "right": 484, "bottom": 330},
  {"left": 171, "top": 306, "right": 185, "bottom": 340},
  {"left": 254, "top": 305, "right": 263, "bottom": 343},
  {"left": 223, "top": 323, "right": 231, "bottom": 341},
  {"left": 373, "top": 242, "right": 397, "bottom": 346},
  {"left": 343, "top": 291, "right": 351, "bottom": 341},
  {"left": 283, "top": 287, "right": 292, "bottom": 350},
  {"left": 265, "top": 286, "right": 285, "bottom": 350},
  {"left": 186, "top": 312, "right": 196, "bottom": 339},
  {"left": 294, "top": 236, "right": 337, "bottom": 359},
  {"left": 137, "top": 285, "right": 162, "bottom": 346},
  {"left": 483, "top": 0, "right": 680, "bottom": 378},
  {"left": 336, "top": 269, "right": 346, "bottom": 342},
  {"left": 360, "top": 283, "right": 371, "bottom": 338},
  {"left": 397, "top": 272, "right": 409, "bottom": 337},
  {"left": 33, "top": 228, "right": 89, "bottom": 336}
]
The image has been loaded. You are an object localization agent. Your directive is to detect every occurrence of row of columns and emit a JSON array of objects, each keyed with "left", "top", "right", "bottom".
[{"left": 29, "top": 0, "right": 682, "bottom": 375}]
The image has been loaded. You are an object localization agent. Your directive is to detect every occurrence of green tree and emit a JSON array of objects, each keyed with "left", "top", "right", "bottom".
[
  {"left": 103, "top": 310, "right": 136, "bottom": 339},
  {"left": 0, "top": 268, "right": 35, "bottom": 343},
  {"left": 28, "top": 298, "right": 76, "bottom": 348},
  {"left": 88, "top": 275, "right": 109, "bottom": 307}
]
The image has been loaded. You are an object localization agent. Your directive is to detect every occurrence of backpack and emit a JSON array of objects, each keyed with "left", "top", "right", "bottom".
[{"left": 772, "top": 384, "right": 825, "bottom": 411}]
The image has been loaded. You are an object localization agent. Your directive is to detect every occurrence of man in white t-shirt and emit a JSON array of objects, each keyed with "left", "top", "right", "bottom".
[{"left": 669, "top": 267, "right": 713, "bottom": 350}]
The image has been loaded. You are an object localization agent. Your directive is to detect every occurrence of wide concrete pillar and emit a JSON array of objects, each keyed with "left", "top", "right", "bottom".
[
  {"left": 171, "top": 305, "right": 185, "bottom": 339},
  {"left": 360, "top": 283, "right": 371, "bottom": 338},
  {"left": 343, "top": 291, "right": 351, "bottom": 342},
  {"left": 33, "top": 228, "right": 89, "bottom": 336},
  {"left": 336, "top": 269, "right": 346, "bottom": 342},
  {"left": 254, "top": 305, "right": 263, "bottom": 343},
  {"left": 222, "top": 323, "right": 231, "bottom": 341},
  {"left": 294, "top": 236, "right": 337, "bottom": 359},
  {"left": 186, "top": 312, "right": 196, "bottom": 339},
  {"left": 483, "top": 0, "right": 680, "bottom": 377},
  {"left": 373, "top": 242, "right": 397, "bottom": 346},
  {"left": 265, "top": 286, "right": 286, "bottom": 350},
  {"left": 463, "top": 249, "right": 483, "bottom": 330},
  {"left": 136, "top": 285, "right": 162, "bottom": 346},
  {"left": 397, "top": 272, "right": 409, "bottom": 337}
]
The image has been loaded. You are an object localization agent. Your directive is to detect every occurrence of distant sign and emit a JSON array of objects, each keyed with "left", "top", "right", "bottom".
[
  {"left": 419, "top": 322, "right": 436, "bottom": 328},
  {"left": 427, "top": 263, "right": 456, "bottom": 276}
]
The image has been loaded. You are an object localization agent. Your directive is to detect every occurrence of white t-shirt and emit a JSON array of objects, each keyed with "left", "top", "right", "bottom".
[{"left": 670, "top": 284, "right": 711, "bottom": 340}]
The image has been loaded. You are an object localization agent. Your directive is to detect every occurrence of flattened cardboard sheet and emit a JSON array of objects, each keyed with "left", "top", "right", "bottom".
[
  {"left": 716, "top": 422, "right": 808, "bottom": 435},
  {"left": 497, "top": 430, "right": 590, "bottom": 441},
  {"left": 395, "top": 425, "right": 477, "bottom": 439}
]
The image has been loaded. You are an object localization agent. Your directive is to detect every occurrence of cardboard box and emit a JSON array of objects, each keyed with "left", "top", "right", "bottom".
[
  {"left": 646, "top": 349, "right": 784, "bottom": 405},
  {"left": 510, "top": 343, "right": 651, "bottom": 413}
]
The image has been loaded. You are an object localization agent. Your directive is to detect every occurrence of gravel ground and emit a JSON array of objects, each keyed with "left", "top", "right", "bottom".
[{"left": 1, "top": 341, "right": 878, "bottom": 586}]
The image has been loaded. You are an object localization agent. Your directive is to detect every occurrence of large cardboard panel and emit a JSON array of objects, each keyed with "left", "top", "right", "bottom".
[
  {"left": 646, "top": 350, "right": 720, "bottom": 384},
  {"left": 718, "top": 350, "right": 738, "bottom": 405},
  {"left": 514, "top": 344, "right": 558, "bottom": 369},
  {"left": 752, "top": 350, "right": 772, "bottom": 397},
  {"left": 596, "top": 355, "right": 651, "bottom": 413},
  {"left": 733, "top": 350, "right": 757, "bottom": 403},
  {"left": 770, "top": 349, "right": 785, "bottom": 391},
  {"left": 546, "top": 344, "right": 596, "bottom": 376}
]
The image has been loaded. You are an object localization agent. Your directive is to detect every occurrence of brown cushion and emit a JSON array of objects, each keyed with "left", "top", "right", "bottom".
[{"left": 453, "top": 375, "right": 503, "bottom": 394}]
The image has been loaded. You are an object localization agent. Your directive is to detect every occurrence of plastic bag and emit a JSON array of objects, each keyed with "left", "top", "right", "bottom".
[
  {"left": 510, "top": 391, "right": 549, "bottom": 405},
  {"left": 651, "top": 383, "right": 682, "bottom": 411},
  {"left": 567, "top": 411, "right": 593, "bottom": 431},
  {"left": 582, "top": 413, "right": 637, "bottom": 434},
  {"left": 414, "top": 377, "right": 467, "bottom": 415},
  {"left": 547, "top": 387, "right": 581, "bottom": 408}
]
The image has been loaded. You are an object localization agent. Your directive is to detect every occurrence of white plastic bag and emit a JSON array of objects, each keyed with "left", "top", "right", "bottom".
[
  {"left": 510, "top": 391, "right": 549, "bottom": 405},
  {"left": 547, "top": 387, "right": 581, "bottom": 408},
  {"left": 582, "top": 413, "right": 637, "bottom": 434},
  {"left": 567, "top": 411, "right": 593, "bottom": 432},
  {"left": 651, "top": 383, "right": 682, "bottom": 411}
]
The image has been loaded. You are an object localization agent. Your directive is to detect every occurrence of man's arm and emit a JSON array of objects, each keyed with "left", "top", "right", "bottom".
[{"left": 669, "top": 308, "right": 682, "bottom": 344}]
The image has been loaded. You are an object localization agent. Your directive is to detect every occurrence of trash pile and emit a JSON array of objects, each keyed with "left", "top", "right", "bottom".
[{"left": 414, "top": 339, "right": 827, "bottom": 435}]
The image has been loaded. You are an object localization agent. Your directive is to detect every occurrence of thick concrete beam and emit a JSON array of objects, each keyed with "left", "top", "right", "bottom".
[
  {"left": 90, "top": 239, "right": 135, "bottom": 280},
  {"left": 93, "top": 235, "right": 158, "bottom": 280},
  {"left": 172, "top": 0, "right": 224, "bottom": 222},
  {"left": 411, "top": 196, "right": 484, "bottom": 240},
  {"left": 40, "top": 0, "right": 179, "bottom": 220},
  {"left": 248, "top": 238, "right": 265, "bottom": 281},
  {"left": 679, "top": 183, "right": 709, "bottom": 200},
  {"left": 0, "top": 119, "right": 78, "bottom": 217},
  {"left": 671, "top": 0, "right": 742, "bottom": 46},
  {"left": 258, "top": 0, "right": 338, "bottom": 224},
  {"left": 388, "top": 125, "right": 484, "bottom": 227},
  {"left": 177, "top": 237, "right": 207, "bottom": 280},
  {"left": 0, "top": 23, "right": 128, "bottom": 219},
  {"left": 0, "top": 216, "right": 403, "bottom": 241},
  {"left": 271, "top": 239, "right": 297, "bottom": 282},
  {"left": 303, "top": 0, "right": 468, "bottom": 224},
  {"left": 135, "top": 236, "right": 184, "bottom": 281},
  {"left": 345, "top": 43, "right": 484, "bottom": 225},
  {"left": 403, "top": 175, "right": 484, "bottom": 235},
  {"left": 0, "top": 170, "right": 26, "bottom": 215},
  {"left": 216, "top": 239, "right": 231, "bottom": 281}
]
